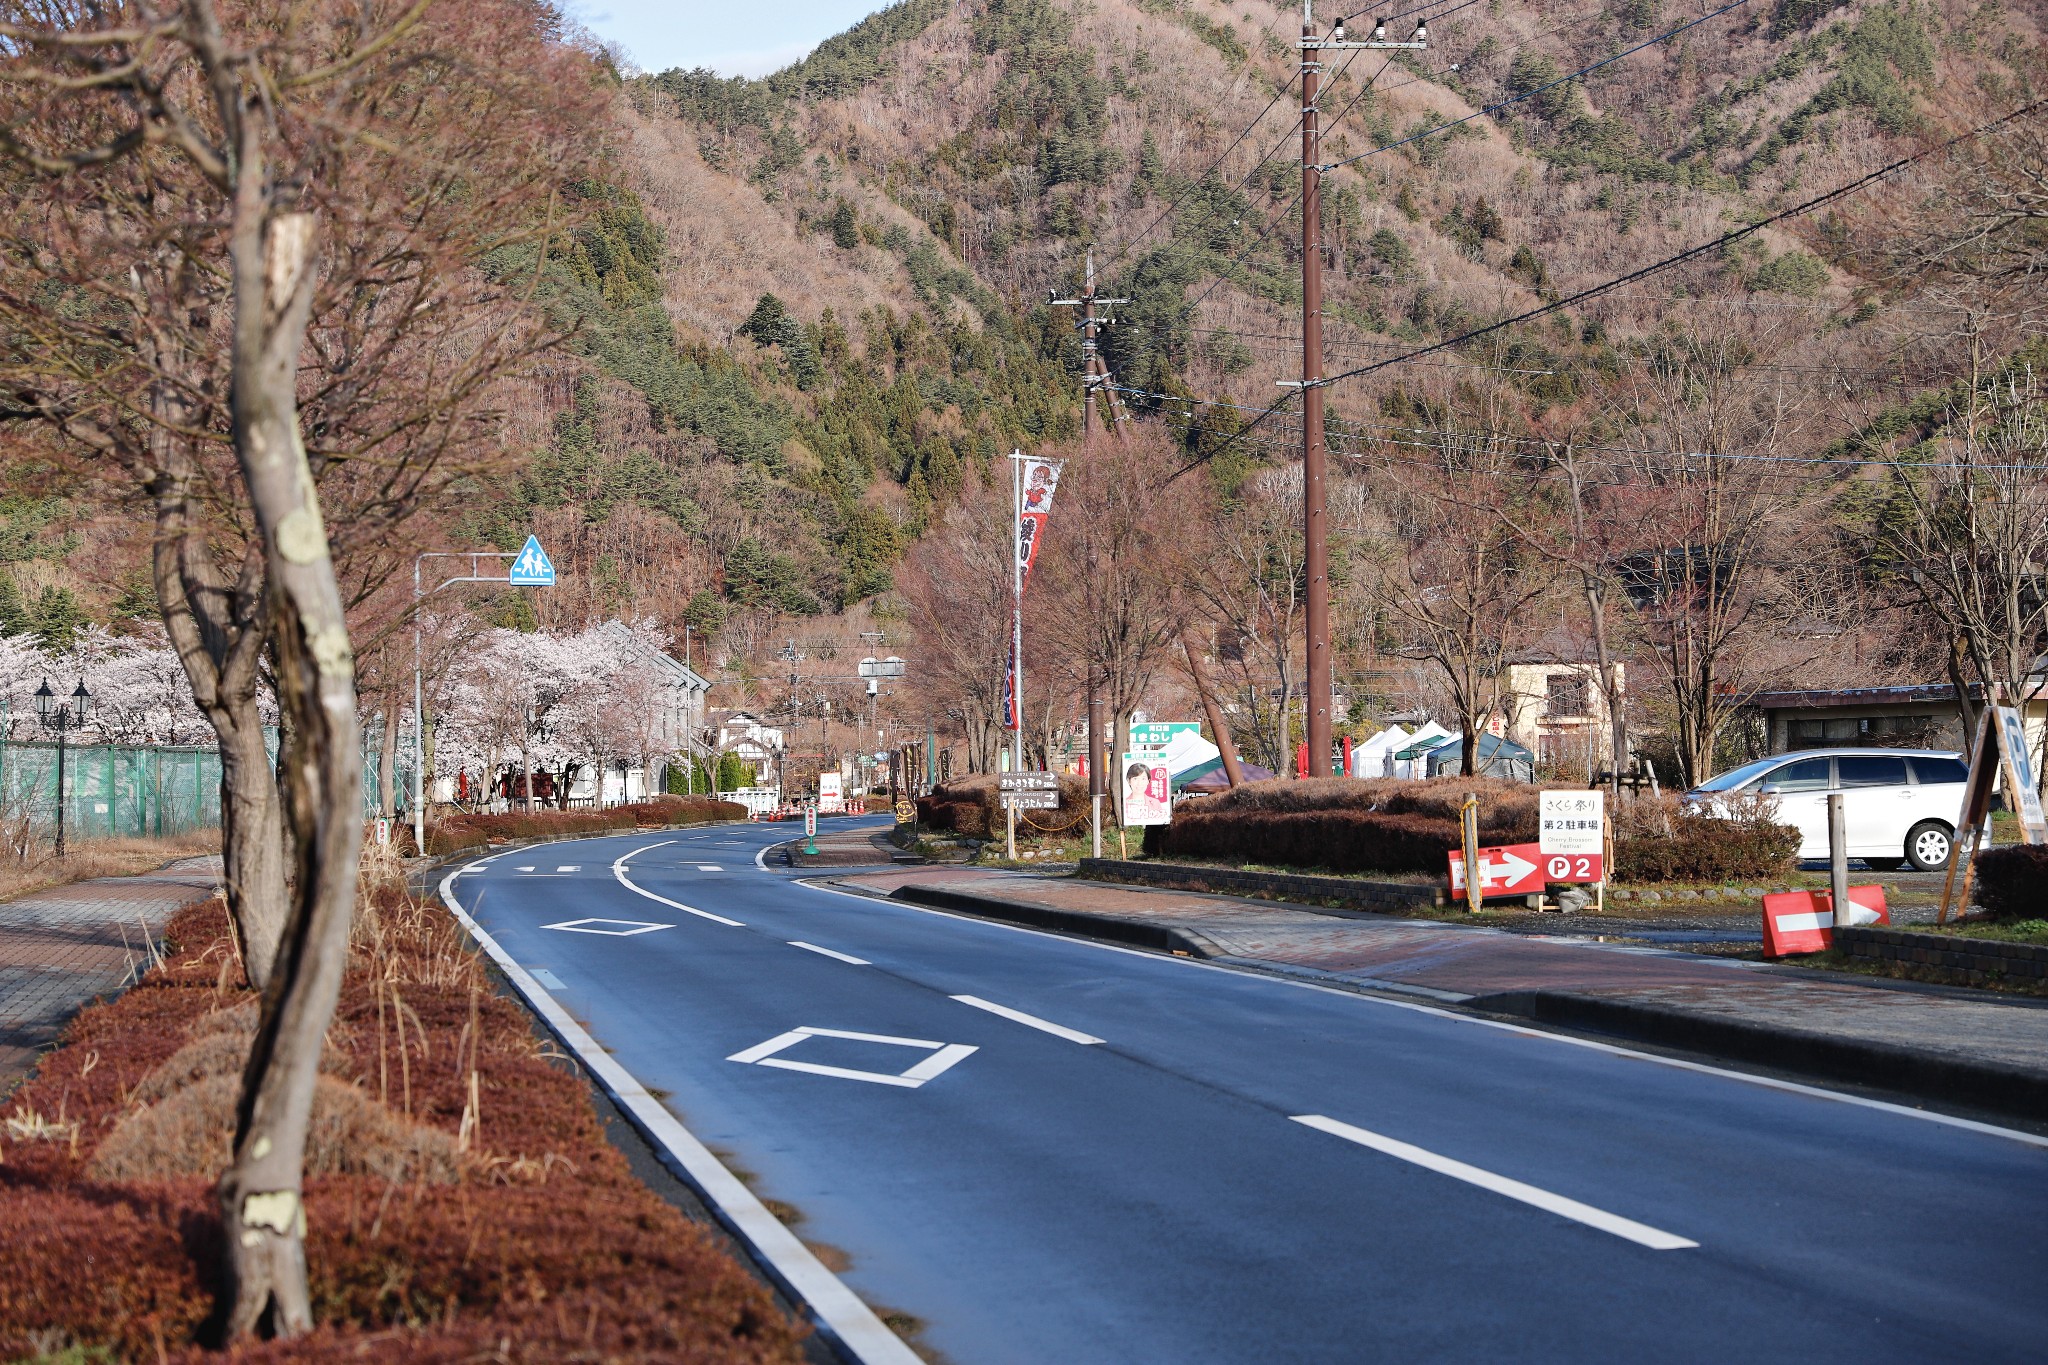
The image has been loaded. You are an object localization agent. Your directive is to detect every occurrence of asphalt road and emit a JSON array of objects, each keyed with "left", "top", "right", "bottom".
[{"left": 445, "top": 820, "right": 2048, "bottom": 1364}]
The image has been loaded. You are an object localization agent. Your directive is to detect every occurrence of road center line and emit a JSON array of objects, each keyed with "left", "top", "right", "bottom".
[
  {"left": 1291, "top": 1114, "right": 1698, "bottom": 1251},
  {"left": 791, "top": 941, "right": 870, "bottom": 965},
  {"left": 951, "top": 994, "right": 1105, "bottom": 1045},
  {"left": 612, "top": 843, "right": 744, "bottom": 926}
]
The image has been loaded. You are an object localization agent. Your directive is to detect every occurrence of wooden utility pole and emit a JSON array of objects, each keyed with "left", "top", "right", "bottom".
[
  {"left": 1295, "top": 6, "right": 1426, "bottom": 778},
  {"left": 1299, "top": 6, "right": 1332, "bottom": 777},
  {"left": 1051, "top": 248, "right": 1132, "bottom": 437}
]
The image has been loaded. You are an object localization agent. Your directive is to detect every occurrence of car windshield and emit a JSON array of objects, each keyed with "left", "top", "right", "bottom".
[{"left": 1691, "top": 757, "right": 1782, "bottom": 793}]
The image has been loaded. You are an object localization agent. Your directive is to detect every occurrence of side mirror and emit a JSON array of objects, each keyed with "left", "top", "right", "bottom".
[{"left": 1759, "top": 782, "right": 1783, "bottom": 794}]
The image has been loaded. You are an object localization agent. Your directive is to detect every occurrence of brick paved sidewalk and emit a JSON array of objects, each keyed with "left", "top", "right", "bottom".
[
  {"left": 831, "top": 867, "right": 2048, "bottom": 1091},
  {"left": 0, "top": 855, "right": 222, "bottom": 1095}
]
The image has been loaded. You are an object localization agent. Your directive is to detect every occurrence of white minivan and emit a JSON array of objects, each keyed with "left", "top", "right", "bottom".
[{"left": 1684, "top": 748, "right": 1970, "bottom": 871}]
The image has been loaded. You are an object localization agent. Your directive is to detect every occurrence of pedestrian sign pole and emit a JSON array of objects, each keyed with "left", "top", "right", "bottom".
[
  {"left": 804, "top": 802, "right": 818, "bottom": 856},
  {"left": 412, "top": 538, "right": 555, "bottom": 854}
]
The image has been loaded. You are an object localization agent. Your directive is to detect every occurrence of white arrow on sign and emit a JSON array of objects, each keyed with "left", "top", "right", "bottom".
[{"left": 1479, "top": 848, "right": 1538, "bottom": 886}]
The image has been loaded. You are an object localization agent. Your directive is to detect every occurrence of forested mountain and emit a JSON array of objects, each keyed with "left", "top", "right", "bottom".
[{"left": 3, "top": 0, "right": 2039, "bottom": 765}]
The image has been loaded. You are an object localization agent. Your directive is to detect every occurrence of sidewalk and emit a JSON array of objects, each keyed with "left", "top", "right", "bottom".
[
  {"left": 828, "top": 866, "right": 2048, "bottom": 1122},
  {"left": 0, "top": 855, "right": 222, "bottom": 1094}
]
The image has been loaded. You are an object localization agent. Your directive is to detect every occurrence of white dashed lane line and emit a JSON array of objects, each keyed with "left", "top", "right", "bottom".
[
  {"left": 1291, "top": 1114, "right": 1698, "bottom": 1251},
  {"left": 791, "top": 941, "right": 871, "bottom": 965},
  {"left": 950, "top": 995, "right": 1104, "bottom": 1045}
]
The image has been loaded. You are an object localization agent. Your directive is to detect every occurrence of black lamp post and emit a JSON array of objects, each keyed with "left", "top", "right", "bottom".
[{"left": 35, "top": 677, "right": 91, "bottom": 858}]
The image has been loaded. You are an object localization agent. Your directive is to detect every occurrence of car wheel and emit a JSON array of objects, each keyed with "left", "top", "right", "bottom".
[
  {"left": 1905, "top": 821, "right": 1953, "bottom": 872},
  {"left": 1862, "top": 857, "right": 1905, "bottom": 872}
]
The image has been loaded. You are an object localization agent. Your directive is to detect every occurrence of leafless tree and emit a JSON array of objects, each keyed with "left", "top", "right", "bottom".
[{"left": 0, "top": 0, "right": 602, "bottom": 1337}]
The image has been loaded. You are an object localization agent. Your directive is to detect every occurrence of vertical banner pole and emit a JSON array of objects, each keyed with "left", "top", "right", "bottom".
[{"left": 1010, "top": 451, "right": 1023, "bottom": 860}]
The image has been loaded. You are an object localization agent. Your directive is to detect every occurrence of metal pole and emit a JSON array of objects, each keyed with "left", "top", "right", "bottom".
[
  {"left": 413, "top": 555, "right": 426, "bottom": 855},
  {"left": 1301, "top": 2, "right": 1334, "bottom": 778},
  {"left": 1082, "top": 251, "right": 1098, "bottom": 434},
  {"left": 1009, "top": 449, "right": 1023, "bottom": 861},
  {"left": 54, "top": 722, "right": 67, "bottom": 858},
  {"left": 1827, "top": 792, "right": 1850, "bottom": 937}
]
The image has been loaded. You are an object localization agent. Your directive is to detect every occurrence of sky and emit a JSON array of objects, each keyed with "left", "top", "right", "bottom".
[{"left": 566, "top": 0, "right": 891, "bottom": 78}]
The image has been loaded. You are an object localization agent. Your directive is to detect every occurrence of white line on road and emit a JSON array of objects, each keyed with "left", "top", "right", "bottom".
[
  {"left": 791, "top": 941, "right": 870, "bottom": 965},
  {"left": 439, "top": 866, "right": 922, "bottom": 1365},
  {"left": 1291, "top": 1114, "right": 1697, "bottom": 1250},
  {"left": 612, "top": 842, "right": 744, "bottom": 926},
  {"left": 801, "top": 880, "right": 2048, "bottom": 1151},
  {"left": 697, "top": 865, "right": 724, "bottom": 872},
  {"left": 951, "top": 994, "right": 1105, "bottom": 1045}
]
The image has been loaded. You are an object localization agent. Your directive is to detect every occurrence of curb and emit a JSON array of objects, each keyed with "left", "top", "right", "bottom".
[
  {"left": 1077, "top": 857, "right": 1441, "bottom": 914},
  {"left": 1468, "top": 989, "right": 2048, "bottom": 1123},
  {"left": 889, "top": 882, "right": 1225, "bottom": 958},
  {"left": 885, "top": 881, "right": 2048, "bottom": 1124},
  {"left": 436, "top": 849, "right": 921, "bottom": 1365}
]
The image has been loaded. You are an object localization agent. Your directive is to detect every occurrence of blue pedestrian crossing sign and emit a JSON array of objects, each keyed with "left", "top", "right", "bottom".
[{"left": 508, "top": 535, "right": 556, "bottom": 587}]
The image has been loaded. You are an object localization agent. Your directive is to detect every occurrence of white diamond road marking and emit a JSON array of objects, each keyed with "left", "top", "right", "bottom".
[
  {"left": 542, "top": 917, "right": 674, "bottom": 937},
  {"left": 728, "top": 1027, "right": 977, "bottom": 1089}
]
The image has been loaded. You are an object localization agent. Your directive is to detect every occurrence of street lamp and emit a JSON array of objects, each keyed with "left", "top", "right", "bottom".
[{"left": 35, "top": 677, "right": 91, "bottom": 857}]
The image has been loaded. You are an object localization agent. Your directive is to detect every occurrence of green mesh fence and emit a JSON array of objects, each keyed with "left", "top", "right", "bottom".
[
  {"left": 0, "top": 734, "right": 406, "bottom": 840},
  {"left": 1, "top": 741, "right": 224, "bottom": 839}
]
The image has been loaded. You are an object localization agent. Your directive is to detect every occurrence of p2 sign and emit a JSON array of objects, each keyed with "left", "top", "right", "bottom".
[{"left": 1542, "top": 852, "right": 1604, "bottom": 884}]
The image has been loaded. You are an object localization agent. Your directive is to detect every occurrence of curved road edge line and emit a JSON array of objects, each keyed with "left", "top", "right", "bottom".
[{"left": 436, "top": 858, "right": 923, "bottom": 1365}]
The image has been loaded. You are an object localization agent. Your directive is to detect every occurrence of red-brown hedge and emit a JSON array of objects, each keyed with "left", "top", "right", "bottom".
[
  {"left": 426, "top": 794, "right": 745, "bottom": 854},
  {"left": 1159, "top": 807, "right": 1474, "bottom": 874},
  {"left": 0, "top": 888, "right": 803, "bottom": 1362},
  {"left": 1975, "top": 844, "right": 2048, "bottom": 920}
]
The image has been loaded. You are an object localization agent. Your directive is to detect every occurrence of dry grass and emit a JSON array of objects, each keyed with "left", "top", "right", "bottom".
[{"left": 0, "top": 830, "right": 219, "bottom": 904}]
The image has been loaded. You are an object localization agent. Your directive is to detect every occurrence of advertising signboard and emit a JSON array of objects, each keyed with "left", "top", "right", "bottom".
[
  {"left": 1993, "top": 705, "right": 2046, "bottom": 842},
  {"left": 1129, "top": 721, "right": 1200, "bottom": 753},
  {"left": 1119, "top": 752, "right": 1172, "bottom": 826},
  {"left": 1446, "top": 843, "right": 1545, "bottom": 899}
]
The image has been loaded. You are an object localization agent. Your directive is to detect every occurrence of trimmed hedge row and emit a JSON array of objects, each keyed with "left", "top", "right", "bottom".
[
  {"left": 1159, "top": 779, "right": 1800, "bottom": 884},
  {"left": 1976, "top": 844, "right": 2048, "bottom": 920},
  {"left": 427, "top": 795, "right": 745, "bottom": 854},
  {"left": 1159, "top": 807, "right": 1470, "bottom": 875},
  {"left": 1613, "top": 811, "right": 1801, "bottom": 883}
]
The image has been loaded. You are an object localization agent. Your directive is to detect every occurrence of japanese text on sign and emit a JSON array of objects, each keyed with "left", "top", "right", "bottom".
[{"left": 1538, "top": 790, "right": 1605, "bottom": 856}]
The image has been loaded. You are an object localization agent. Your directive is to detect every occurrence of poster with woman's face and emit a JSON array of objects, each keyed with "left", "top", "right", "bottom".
[{"left": 1121, "top": 752, "right": 1172, "bottom": 826}]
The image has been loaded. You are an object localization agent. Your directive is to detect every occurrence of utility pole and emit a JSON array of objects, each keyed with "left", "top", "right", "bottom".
[
  {"left": 1052, "top": 252, "right": 1129, "bottom": 855},
  {"left": 1293, "top": 4, "right": 1425, "bottom": 778},
  {"left": 1050, "top": 248, "right": 1132, "bottom": 436}
]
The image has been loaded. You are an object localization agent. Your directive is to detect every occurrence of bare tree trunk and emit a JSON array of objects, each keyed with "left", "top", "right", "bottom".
[
  {"left": 1583, "top": 576, "right": 1626, "bottom": 803},
  {"left": 1182, "top": 635, "right": 1244, "bottom": 787},
  {"left": 216, "top": 190, "right": 364, "bottom": 1339},
  {"left": 217, "top": 710, "right": 287, "bottom": 984}
]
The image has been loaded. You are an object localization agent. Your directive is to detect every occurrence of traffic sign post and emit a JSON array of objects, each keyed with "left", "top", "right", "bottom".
[
  {"left": 411, "top": 537, "right": 554, "bottom": 854},
  {"left": 1000, "top": 771, "right": 1059, "bottom": 811},
  {"left": 804, "top": 802, "right": 818, "bottom": 855}
]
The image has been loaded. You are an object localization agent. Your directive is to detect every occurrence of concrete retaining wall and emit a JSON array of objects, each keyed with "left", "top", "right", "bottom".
[
  {"left": 1835, "top": 926, "right": 2048, "bottom": 988},
  {"left": 1076, "top": 858, "right": 1440, "bottom": 914}
]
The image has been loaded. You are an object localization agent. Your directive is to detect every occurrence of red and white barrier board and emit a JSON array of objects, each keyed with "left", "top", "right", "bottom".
[
  {"left": 1761, "top": 885, "right": 1889, "bottom": 958},
  {"left": 1447, "top": 843, "right": 1546, "bottom": 900}
]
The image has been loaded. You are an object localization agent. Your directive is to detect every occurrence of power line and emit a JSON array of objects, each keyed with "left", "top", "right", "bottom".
[
  {"left": 1314, "top": 101, "right": 2048, "bottom": 393},
  {"left": 1317, "top": 0, "right": 1758, "bottom": 173}
]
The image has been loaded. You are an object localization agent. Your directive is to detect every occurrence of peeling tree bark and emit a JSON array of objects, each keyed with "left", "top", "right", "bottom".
[{"left": 214, "top": 139, "right": 363, "bottom": 1339}]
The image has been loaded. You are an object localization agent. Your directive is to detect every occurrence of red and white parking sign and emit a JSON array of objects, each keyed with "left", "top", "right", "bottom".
[
  {"left": 1541, "top": 851, "right": 1604, "bottom": 884},
  {"left": 1448, "top": 843, "right": 1546, "bottom": 900},
  {"left": 1761, "top": 885, "right": 1888, "bottom": 958}
]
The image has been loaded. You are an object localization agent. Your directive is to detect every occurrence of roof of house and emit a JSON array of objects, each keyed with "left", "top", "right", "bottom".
[{"left": 1751, "top": 683, "right": 1974, "bottom": 710}]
